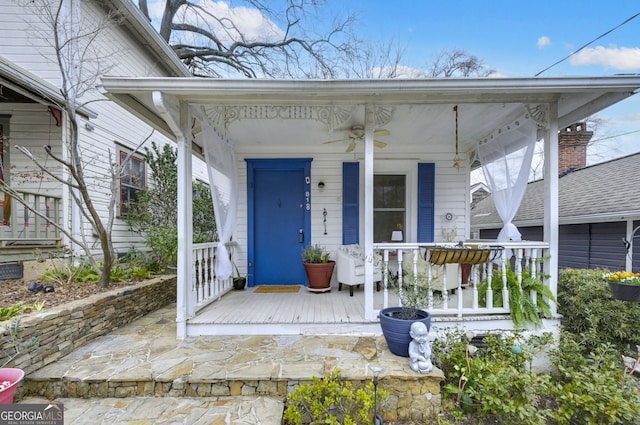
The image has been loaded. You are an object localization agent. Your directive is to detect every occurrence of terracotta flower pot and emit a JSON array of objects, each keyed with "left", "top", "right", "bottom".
[
  {"left": 303, "top": 261, "right": 335, "bottom": 293},
  {"left": 0, "top": 368, "right": 25, "bottom": 404}
]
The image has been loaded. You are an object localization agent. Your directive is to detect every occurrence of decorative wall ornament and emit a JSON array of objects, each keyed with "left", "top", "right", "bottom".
[{"left": 441, "top": 212, "right": 457, "bottom": 242}]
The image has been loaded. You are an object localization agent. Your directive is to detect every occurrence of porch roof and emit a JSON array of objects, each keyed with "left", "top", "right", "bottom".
[
  {"left": 99, "top": 76, "right": 640, "bottom": 154},
  {"left": 0, "top": 57, "right": 97, "bottom": 118}
]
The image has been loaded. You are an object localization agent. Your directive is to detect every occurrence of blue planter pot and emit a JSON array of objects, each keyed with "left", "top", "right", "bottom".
[{"left": 379, "top": 307, "right": 431, "bottom": 357}]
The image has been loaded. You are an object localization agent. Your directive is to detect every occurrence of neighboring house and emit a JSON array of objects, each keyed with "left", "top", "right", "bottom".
[
  {"left": 470, "top": 182, "right": 490, "bottom": 211},
  {"left": 0, "top": 0, "right": 206, "bottom": 273},
  {"left": 101, "top": 74, "right": 640, "bottom": 338},
  {"left": 472, "top": 146, "right": 640, "bottom": 273}
]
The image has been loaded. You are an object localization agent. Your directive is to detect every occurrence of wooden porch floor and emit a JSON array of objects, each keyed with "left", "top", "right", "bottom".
[{"left": 186, "top": 284, "right": 473, "bottom": 336}]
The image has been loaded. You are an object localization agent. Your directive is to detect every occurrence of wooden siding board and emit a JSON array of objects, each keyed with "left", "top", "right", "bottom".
[
  {"left": 589, "top": 222, "right": 627, "bottom": 270},
  {"left": 559, "top": 224, "right": 589, "bottom": 269}
]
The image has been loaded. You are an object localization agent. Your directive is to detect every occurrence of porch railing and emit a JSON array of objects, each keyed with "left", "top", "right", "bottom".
[
  {"left": 374, "top": 241, "right": 551, "bottom": 319},
  {"left": 191, "top": 242, "right": 235, "bottom": 312},
  {"left": 0, "top": 190, "right": 62, "bottom": 247}
]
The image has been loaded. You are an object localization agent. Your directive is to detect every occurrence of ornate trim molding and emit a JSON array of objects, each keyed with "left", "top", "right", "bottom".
[
  {"left": 525, "top": 104, "right": 548, "bottom": 127},
  {"left": 197, "top": 104, "right": 396, "bottom": 131},
  {"left": 200, "top": 105, "right": 355, "bottom": 131}
]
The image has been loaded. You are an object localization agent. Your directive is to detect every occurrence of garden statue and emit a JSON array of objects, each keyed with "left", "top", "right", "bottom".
[{"left": 408, "top": 321, "right": 433, "bottom": 374}]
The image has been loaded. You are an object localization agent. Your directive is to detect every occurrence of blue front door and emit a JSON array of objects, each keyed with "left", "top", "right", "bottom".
[{"left": 247, "top": 159, "right": 312, "bottom": 286}]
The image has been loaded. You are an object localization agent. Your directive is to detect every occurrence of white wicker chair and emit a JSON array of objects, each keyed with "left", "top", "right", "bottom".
[{"left": 336, "top": 245, "right": 382, "bottom": 296}]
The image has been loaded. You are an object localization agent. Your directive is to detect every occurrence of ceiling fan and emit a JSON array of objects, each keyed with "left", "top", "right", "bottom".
[{"left": 323, "top": 125, "right": 390, "bottom": 152}]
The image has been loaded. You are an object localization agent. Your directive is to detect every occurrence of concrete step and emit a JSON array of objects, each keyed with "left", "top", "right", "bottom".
[{"left": 18, "top": 396, "right": 283, "bottom": 425}]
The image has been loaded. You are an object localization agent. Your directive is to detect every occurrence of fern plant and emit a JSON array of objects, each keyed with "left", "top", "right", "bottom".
[{"left": 478, "top": 258, "right": 556, "bottom": 328}]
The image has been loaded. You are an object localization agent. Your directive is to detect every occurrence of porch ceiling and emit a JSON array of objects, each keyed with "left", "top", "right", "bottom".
[{"left": 99, "top": 76, "right": 640, "bottom": 154}]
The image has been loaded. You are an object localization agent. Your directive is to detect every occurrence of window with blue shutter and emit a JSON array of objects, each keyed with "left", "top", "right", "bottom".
[
  {"left": 342, "top": 162, "right": 359, "bottom": 244},
  {"left": 417, "top": 163, "right": 435, "bottom": 242}
]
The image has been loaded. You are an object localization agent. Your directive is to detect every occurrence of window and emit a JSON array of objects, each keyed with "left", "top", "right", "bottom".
[
  {"left": 119, "top": 149, "right": 146, "bottom": 216},
  {"left": 374, "top": 174, "right": 406, "bottom": 242}
]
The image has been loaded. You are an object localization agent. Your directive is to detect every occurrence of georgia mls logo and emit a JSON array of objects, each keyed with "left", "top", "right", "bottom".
[{"left": 0, "top": 403, "right": 64, "bottom": 425}]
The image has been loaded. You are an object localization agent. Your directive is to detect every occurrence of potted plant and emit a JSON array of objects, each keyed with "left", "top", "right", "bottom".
[
  {"left": 232, "top": 262, "right": 247, "bottom": 290},
  {"left": 1, "top": 318, "right": 39, "bottom": 404},
  {"left": 379, "top": 271, "right": 433, "bottom": 357},
  {"left": 302, "top": 244, "right": 335, "bottom": 293},
  {"left": 604, "top": 271, "right": 640, "bottom": 302}
]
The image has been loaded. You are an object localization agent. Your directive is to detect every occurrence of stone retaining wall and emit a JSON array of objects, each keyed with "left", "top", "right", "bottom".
[
  {"left": 25, "top": 375, "right": 443, "bottom": 422},
  {"left": 0, "top": 276, "right": 176, "bottom": 374}
]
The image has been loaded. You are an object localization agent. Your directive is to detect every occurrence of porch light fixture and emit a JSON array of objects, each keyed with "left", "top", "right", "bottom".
[
  {"left": 391, "top": 230, "right": 403, "bottom": 242},
  {"left": 453, "top": 105, "right": 460, "bottom": 170}
]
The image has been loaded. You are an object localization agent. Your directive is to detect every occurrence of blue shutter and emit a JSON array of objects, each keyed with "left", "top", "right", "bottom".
[
  {"left": 342, "top": 162, "right": 359, "bottom": 245},
  {"left": 417, "top": 163, "right": 435, "bottom": 242}
]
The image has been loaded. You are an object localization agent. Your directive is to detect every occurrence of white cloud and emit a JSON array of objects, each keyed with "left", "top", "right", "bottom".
[
  {"left": 147, "top": 0, "right": 284, "bottom": 44},
  {"left": 570, "top": 45, "right": 640, "bottom": 71},
  {"left": 537, "top": 36, "right": 551, "bottom": 49},
  {"left": 369, "top": 65, "right": 426, "bottom": 79}
]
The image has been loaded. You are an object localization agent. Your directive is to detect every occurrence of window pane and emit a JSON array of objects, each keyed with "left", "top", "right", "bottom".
[
  {"left": 374, "top": 175, "right": 405, "bottom": 242},
  {"left": 119, "top": 150, "right": 146, "bottom": 216},
  {"left": 374, "top": 175, "right": 405, "bottom": 208},
  {"left": 374, "top": 211, "right": 405, "bottom": 242}
]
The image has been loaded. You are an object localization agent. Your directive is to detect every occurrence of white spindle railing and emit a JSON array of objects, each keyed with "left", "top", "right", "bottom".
[
  {"left": 374, "top": 241, "right": 550, "bottom": 319},
  {"left": 1, "top": 190, "right": 62, "bottom": 246},
  {"left": 191, "top": 242, "right": 235, "bottom": 312}
]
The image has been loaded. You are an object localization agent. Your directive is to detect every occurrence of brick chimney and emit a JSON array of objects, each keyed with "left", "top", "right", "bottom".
[{"left": 558, "top": 122, "right": 593, "bottom": 176}]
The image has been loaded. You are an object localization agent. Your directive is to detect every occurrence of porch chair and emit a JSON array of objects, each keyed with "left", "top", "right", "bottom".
[{"left": 336, "top": 245, "right": 382, "bottom": 296}]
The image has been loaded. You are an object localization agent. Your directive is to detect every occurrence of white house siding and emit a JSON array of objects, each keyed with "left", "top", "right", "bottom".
[
  {"left": 232, "top": 144, "right": 468, "bottom": 277},
  {"left": 0, "top": 0, "right": 209, "bottom": 259}
]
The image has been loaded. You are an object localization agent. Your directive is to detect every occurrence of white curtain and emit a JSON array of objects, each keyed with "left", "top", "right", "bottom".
[
  {"left": 194, "top": 110, "right": 239, "bottom": 280},
  {"left": 477, "top": 112, "right": 537, "bottom": 244}
]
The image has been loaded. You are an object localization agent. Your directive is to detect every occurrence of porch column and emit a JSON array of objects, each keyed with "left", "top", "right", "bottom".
[
  {"left": 364, "top": 104, "right": 376, "bottom": 320},
  {"left": 152, "top": 92, "right": 193, "bottom": 339},
  {"left": 543, "top": 102, "right": 559, "bottom": 316}
]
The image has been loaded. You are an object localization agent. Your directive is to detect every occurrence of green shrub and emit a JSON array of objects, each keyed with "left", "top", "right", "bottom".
[
  {"left": 125, "top": 142, "right": 217, "bottom": 268},
  {"left": 558, "top": 268, "right": 640, "bottom": 352},
  {"left": 432, "top": 328, "right": 553, "bottom": 424},
  {"left": 41, "top": 252, "right": 160, "bottom": 286},
  {"left": 548, "top": 333, "right": 640, "bottom": 424},
  {"left": 283, "top": 369, "right": 388, "bottom": 425}
]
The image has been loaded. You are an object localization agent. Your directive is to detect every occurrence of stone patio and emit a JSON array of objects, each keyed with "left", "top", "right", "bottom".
[{"left": 18, "top": 303, "right": 444, "bottom": 423}]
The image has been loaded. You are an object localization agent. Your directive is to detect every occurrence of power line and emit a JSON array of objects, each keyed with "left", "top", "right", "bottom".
[
  {"left": 590, "top": 128, "right": 640, "bottom": 143},
  {"left": 535, "top": 12, "right": 640, "bottom": 77}
]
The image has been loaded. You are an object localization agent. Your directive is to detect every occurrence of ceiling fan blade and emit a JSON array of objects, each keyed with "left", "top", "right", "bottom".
[
  {"left": 323, "top": 138, "right": 349, "bottom": 144},
  {"left": 374, "top": 129, "right": 390, "bottom": 137},
  {"left": 374, "top": 140, "right": 387, "bottom": 148},
  {"left": 345, "top": 141, "right": 357, "bottom": 152}
]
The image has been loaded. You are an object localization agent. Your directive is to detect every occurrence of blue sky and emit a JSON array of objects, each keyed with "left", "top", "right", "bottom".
[
  {"left": 331, "top": 1, "right": 640, "bottom": 162},
  {"left": 339, "top": 1, "right": 639, "bottom": 78},
  {"left": 148, "top": 0, "right": 640, "bottom": 162}
]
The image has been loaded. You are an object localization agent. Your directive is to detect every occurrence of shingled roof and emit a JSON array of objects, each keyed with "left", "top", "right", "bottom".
[{"left": 471, "top": 151, "right": 640, "bottom": 229}]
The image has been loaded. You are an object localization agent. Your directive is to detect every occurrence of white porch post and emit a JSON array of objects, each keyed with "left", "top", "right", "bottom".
[
  {"left": 543, "top": 102, "right": 559, "bottom": 316},
  {"left": 152, "top": 92, "right": 193, "bottom": 339},
  {"left": 364, "top": 104, "right": 376, "bottom": 320}
]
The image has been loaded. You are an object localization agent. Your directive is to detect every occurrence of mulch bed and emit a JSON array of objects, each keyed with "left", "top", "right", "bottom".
[{"left": 1, "top": 278, "right": 139, "bottom": 313}]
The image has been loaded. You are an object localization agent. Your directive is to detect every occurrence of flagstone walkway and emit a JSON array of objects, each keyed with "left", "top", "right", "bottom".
[{"left": 16, "top": 303, "right": 444, "bottom": 424}]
